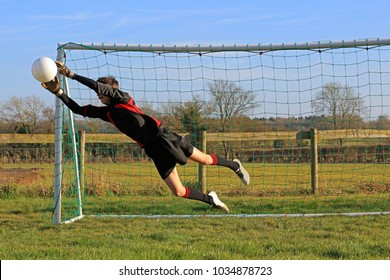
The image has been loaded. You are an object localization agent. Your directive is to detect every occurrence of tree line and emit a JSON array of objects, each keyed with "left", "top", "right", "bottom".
[{"left": 1, "top": 80, "right": 389, "bottom": 135}]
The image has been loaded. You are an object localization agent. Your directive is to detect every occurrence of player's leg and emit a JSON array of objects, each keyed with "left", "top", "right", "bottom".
[
  {"left": 163, "top": 167, "right": 229, "bottom": 213},
  {"left": 163, "top": 167, "right": 187, "bottom": 197},
  {"left": 189, "top": 147, "right": 250, "bottom": 185}
]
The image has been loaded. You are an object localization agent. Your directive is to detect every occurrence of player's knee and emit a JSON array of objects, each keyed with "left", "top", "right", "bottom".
[
  {"left": 190, "top": 149, "right": 213, "bottom": 165},
  {"left": 200, "top": 155, "right": 213, "bottom": 165},
  {"left": 170, "top": 188, "right": 186, "bottom": 197},
  {"left": 207, "top": 155, "right": 214, "bottom": 165}
]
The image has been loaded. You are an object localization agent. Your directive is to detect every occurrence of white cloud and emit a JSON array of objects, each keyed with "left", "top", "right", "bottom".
[{"left": 27, "top": 12, "right": 113, "bottom": 21}]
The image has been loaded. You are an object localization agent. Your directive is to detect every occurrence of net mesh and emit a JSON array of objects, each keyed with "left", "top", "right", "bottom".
[{"left": 56, "top": 40, "right": 390, "bottom": 221}]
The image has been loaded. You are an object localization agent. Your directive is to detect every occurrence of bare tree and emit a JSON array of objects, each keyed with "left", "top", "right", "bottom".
[
  {"left": 312, "top": 82, "right": 365, "bottom": 130},
  {"left": 0, "top": 95, "right": 53, "bottom": 133},
  {"left": 208, "top": 79, "right": 257, "bottom": 130},
  {"left": 208, "top": 79, "right": 258, "bottom": 157},
  {"left": 39, "top": 106, "right": 56, "bottom": 133}
]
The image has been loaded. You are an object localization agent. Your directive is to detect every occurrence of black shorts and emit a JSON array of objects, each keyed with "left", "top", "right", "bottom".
[{"left": 144, "top": 127, "right": 194, "bottom": 179}]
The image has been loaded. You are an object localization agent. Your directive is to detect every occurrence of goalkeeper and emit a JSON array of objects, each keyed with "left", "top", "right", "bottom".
[{"left": 42, "top": 62, "right": 250, "bottom": 213}]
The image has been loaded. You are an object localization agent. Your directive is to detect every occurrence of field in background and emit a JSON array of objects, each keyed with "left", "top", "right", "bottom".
[{"left": 1, "top": 161, "right": 390, "bottom": 196}]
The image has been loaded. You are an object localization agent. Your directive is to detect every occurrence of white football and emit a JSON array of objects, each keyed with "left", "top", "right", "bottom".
[{"left": 31, "top": 57, "right": 57, "bottom": 83}]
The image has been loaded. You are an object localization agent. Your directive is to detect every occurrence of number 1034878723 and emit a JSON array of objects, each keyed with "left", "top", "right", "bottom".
[{"left": 212, "top": 266, "right": 272, "bottom": 276}]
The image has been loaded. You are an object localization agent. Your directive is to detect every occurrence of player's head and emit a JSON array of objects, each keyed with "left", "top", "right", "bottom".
[
  {"left": 97, "top": 76, "right": 119, "bottom": 89},
  {"left": 97, "top": 93, "right": 111, "bottom": 105},
  {"left": 96, "top": 76, "right": 119, "bottom": 105}
]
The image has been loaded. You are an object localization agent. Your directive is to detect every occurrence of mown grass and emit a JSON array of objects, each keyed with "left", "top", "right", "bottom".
[
  {"left": 1, "top": 197, "right": 390, "bottom": 260},
  {"left": 1, "top": 162, "right": 390, "bottom": 260},
  {"left": 77, "top": 194, "right": 390, "bottom": 216}
]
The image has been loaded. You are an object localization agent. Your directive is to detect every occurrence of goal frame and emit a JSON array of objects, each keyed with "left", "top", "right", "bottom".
[{"left": 53, "top": 38, "right": 390, "bottom": 224}]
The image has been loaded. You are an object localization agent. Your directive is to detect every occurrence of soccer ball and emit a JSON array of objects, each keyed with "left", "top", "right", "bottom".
[{"left": 31, "top": 57, "right": 57, "bottom": 83}]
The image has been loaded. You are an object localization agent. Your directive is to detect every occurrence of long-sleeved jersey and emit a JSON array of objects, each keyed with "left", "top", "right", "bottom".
[
  {"left": 58, "top": 74, "right": 194, "bottom": 179},
  {"left": 59, "top": 74, "right": 161, "bottom": 147}
]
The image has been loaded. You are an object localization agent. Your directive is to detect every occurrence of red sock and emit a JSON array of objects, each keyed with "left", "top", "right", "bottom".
[
  {"left": 209, "top": 154, "right": 238, "bottom": 170},
  {"left": 184, "top": 186, "right": 190, "bottom": 198},
  {"left": 210, "top": 154, "right": 218, "bottom": 165},
  {"left": 183, "top": 186, "right": 212, "bottom": 205}
]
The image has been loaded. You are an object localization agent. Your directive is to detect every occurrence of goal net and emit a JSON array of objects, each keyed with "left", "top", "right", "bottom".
[{"left": 53, "top": 38, "right": 390, "bottom": 223}]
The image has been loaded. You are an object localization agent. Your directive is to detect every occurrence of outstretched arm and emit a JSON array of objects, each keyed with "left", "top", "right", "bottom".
[
  {"left": 56, "top": 61, "right": 98, "bottom": 90},
  {"left": 41, "top": 77, "right": 109, "bottom": 120},
  {"left": 41, "top": 77, "right": 86, "bottom": 115},
  {"left": 56, "top": 61, "right": 130, "bottom": 103}
]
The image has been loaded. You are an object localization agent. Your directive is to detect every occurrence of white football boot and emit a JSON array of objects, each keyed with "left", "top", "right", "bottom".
[{"left": 208, "top": 191, "right": 229, "bottom": 213}]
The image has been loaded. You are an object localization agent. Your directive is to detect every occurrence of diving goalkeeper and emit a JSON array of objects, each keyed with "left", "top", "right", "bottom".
[{"left": 41, "top": 62, "right": 250, "bottom": 213}]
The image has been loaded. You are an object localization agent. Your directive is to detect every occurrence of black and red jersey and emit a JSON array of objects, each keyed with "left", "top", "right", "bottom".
[{"left": 59, "top": 74, "right": 162, "bottom": 147}]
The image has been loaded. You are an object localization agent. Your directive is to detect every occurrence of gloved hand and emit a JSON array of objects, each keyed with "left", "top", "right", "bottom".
[
  {"left": 55, "top": 61, "right": 75, "bottom": 79},
  {"left": 41, "top": 76, "right": 64, "bottom": 97}
]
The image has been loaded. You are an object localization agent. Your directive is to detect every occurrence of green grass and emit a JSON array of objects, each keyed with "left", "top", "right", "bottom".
[
  {"left": 77, "top": 194, "right": 390, "bottom": 216},
  {"left": 1, "top": 197, "right": 390, "bottom": 260},
  {"left": 1, "top": 162, "right": 390, "bottom": 260}
]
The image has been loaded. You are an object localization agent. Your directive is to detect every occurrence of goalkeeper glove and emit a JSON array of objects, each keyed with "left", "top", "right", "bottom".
[
  {"left": 55, "top": 61, "right": 75, "bottom": 79},
  {"left": 41, "top": 76, "right": 64, "bottom": 97}
]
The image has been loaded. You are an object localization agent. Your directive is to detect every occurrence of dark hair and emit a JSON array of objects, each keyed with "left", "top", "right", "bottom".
[{"left": 97, "top": 76, "right": 119, "bottom": 88}]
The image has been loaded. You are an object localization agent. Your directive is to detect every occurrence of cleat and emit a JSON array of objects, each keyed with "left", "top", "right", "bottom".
[
  {"left": 208, "top": 191, "right": 229, "bottom": 213},
  {"left": 233, "top": 159, "right": 250, "bottom": 185}
]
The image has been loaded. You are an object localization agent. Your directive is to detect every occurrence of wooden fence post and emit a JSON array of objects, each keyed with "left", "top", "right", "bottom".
[
  {"left": 296, "top": 128, "right": 319, "bottom": 194},
  {"left": 310, "top": 128, "right": 319, "bottom": 194}
]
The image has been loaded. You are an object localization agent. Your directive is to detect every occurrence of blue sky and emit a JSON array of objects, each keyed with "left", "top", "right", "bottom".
[{"left": 0, "top": 0, "right": 389, "bottom": 103}]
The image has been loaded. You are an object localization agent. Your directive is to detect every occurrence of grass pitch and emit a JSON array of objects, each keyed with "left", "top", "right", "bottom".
[
  {"left": 1, "top": 197, "right": 390, "bottom": 260},
  {"left": 1, "top": 161, "right": 390, "bottom": 260}
]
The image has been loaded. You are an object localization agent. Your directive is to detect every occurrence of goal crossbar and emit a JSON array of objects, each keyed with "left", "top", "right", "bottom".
[{"left": 58, "top": 38, "right": 390, "bottom": 53}]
